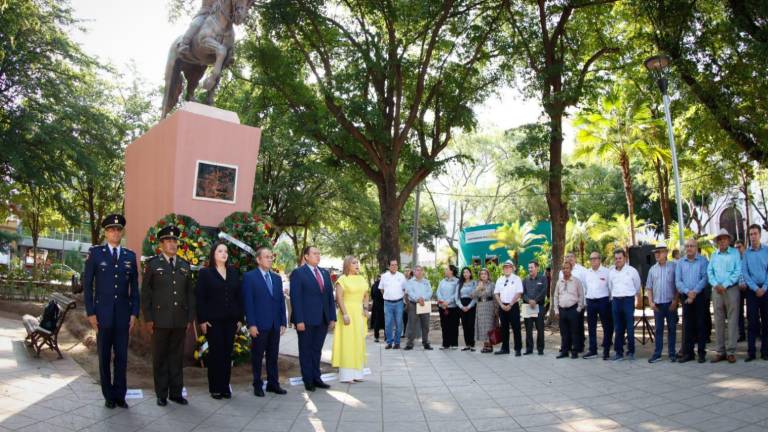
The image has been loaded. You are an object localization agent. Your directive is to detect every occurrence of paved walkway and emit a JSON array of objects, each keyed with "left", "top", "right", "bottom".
[{"left": 1, "top": 316, "right": 768, "bottom": 432}]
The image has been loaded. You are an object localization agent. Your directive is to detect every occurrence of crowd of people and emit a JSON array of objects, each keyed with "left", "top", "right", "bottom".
[
  {"left": 368, "top": 226, "right": 768, "bottom": 366},
  {"left": 82, "top": 212, "right": 768, "bottom": 411}
]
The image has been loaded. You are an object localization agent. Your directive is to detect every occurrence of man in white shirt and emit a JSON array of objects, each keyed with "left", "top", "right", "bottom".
[
  {"left": 583, "top": 252, "right": 613, "bottom": 360},
  {"left": 379, "top": 259, "right": 407, "bottom": 349},
  {"left": 608, "top": 249, "right": 641, "bottom": 361},
  {"left": 494, "top": 260, "right": 524, "bottom": 356},
  {"left": 560, "top": 253, "right": 588, "bottom": 353}
]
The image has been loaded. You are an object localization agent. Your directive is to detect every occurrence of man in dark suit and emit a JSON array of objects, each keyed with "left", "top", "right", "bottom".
[
  {"left": 289, "top": 246, "right": 336, "bottom": 392},
  {"left": 83, "top": 214, "right": 140, "bottom": 409},
  {"left": 242, "top": 246, "right": 288, "bottom": 397},
  {"left": 141, "top": 225, "right": 195, "bottom": 407}
]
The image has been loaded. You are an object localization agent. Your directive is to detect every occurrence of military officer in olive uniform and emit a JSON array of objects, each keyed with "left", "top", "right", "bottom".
[
  {"left": 83, "top": 214, "right": 140, "bottom": 409},
  {"left": 141, "top": 225, "right": 196, "bottom": 406}
]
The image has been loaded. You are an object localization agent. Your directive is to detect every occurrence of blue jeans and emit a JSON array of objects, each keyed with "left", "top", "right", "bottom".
[
  {"left": 612, "top": 296, "right": 635, "bottom": 356},
  {"left": 587, "top": 297, "right": 613, "bottom": 354},
  {"left": 384, "top": 300, "right": 404, "bottom": 345},
  {"left": 653, "top": 302, "right": 677, "bottom": 357}
]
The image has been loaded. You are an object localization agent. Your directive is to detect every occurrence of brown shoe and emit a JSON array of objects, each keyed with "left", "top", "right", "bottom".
[
  {"left": 710, "top": 354, "right": 727, "bottom": 363},
  {"left": 727, "top": 355, "right": 737, "bottom": 363}
]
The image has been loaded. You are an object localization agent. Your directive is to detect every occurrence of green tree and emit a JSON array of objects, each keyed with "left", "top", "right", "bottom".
[
  {"left": 489, "top": 221, "right": 545, "bottom": 269},
  {"left": 566, "top": 213, "right": 602, "bottom": 266},
  {"left": 500, "top": 0, "right": 619, "bottom": 293},
  {"left": 637, "top": 0, "right": 768, "bottom": 162},
  {"left": 243, "top": 0, "right": 504, "bottom": 269},
  {"left": 573, "top": 86, "right": 667, "bottom": 245}
]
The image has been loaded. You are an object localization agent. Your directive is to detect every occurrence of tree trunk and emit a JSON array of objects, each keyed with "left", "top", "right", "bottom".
[
  {"left": 544, "top": 109, "right": 569, "bottom": 320},
  {"left": 619, "top": 152, "right": 636, "bottom": 245},
  {"left": 579, "top": 240, "right": 585, "bottom": 266},
  {"left": 377, "top": 180, "right": 403, "bottom": 272}
]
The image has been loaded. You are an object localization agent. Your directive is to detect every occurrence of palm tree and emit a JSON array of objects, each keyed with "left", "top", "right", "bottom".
[
  {"left": 596, "top": 214, "right": 648, "bottom": 258},
  {"left": 566, "top": 213, "right": 603, "bottom": 265},
  {"left": 573, "top": 85, "right": 667, "bottom": 245},
  {"left": 666, "top": 221, "right": 715, "bottom": 258},
  {"left": 490, "top": 221, "right": 545, "bottom": 269}
]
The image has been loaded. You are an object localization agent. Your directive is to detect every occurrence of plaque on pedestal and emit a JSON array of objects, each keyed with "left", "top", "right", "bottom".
[{"left": 124, "top": 102, "right": 261, "bottom": 255}]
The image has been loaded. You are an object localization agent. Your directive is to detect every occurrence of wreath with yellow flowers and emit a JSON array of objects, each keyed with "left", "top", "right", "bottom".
[
  {"left": 194, "top": 325, "right": 251, "bottom": 367},
  {"left": 142, "top": 213, "right": 212, "bottom": 268},
  {"left": 217, "top": 211, "right": 273, "bottom": 273}
]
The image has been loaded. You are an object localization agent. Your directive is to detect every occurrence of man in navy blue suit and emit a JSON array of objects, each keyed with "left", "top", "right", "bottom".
[
  {"left": 83, "top": 214, "right": 140, "bottom": 409},
  {"left": 290, "top": 246, "right": 336, "bottom": 391},
  {"left": 242, "top": 247, "right": 288, "bottom": 397}
]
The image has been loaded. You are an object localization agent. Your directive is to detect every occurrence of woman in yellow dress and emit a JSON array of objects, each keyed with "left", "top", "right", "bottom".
[{"left": 332, "top": 255, "right": 369, "bottom": 383}]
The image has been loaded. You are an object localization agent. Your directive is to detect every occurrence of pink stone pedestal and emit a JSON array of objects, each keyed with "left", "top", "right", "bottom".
[{"left": 124, "top": 103, "right": 261, "bottom": 256}]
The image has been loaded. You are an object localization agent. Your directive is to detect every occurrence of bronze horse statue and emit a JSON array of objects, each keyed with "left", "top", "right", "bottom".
[{"left": 161, "top": 0, "right": 253, "bottom": 118}]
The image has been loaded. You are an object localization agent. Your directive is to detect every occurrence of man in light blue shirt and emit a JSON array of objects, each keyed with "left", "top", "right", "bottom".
[
  {"left": 675, "top": 239, "right": 709, "bottom": 363},
  {"left": 707, "top": 229, "right": 742, "bottom": 362},
  {"left": 404, "top": 266, "right": 433, "bottom": 351},
  {"left": 646, "top": 244, "right": 678, "bottom": 363},
  {"left": 742, "top": 224, "right": 768, "bottom": 361}
]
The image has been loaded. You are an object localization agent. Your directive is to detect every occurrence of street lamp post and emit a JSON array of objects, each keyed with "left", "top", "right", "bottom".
[{"left": 645, "top": 55, "right": 686, "bottom": 251}]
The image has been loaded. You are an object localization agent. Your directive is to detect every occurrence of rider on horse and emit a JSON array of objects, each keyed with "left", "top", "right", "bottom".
[{"left": 179, "top": 0, "right": 218, "bottom": 54}]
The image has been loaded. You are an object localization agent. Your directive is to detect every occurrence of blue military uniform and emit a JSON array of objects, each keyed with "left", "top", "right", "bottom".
[{"left": 82, "top": 214, "right": 139, "bottom": 406}]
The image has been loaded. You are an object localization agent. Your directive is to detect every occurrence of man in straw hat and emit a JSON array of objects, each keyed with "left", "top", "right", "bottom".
[
  {"left": 707, "top": 228, "right": 742, "bottom": 363},
  {"left": 646, "top": 243, "right": 678, "bottom": 363}
]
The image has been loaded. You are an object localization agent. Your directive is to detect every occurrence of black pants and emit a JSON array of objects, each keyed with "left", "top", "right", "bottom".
[
  {"left": 559, "top": 305, "right": 580, "bottom": 354},
  {"left": 153, "top": 327, "right": 186, "bottom": 399},
  {"left": 576, "top": 308, "right": 585, "bottom": 352},
  {"left": 524, "top": 307, "right": 545, "bottom": 353},
  {"left": 739, "top": 288, "right": 747, "bottom": 338},
  {"left": 586, "top": 297, "right": 613, "bottom": 354},
  {"left": 97, "top": 326, "right": 129, "bottom": 402},
  {"left": 498, "top": 303, "right": 522, "bottom": 353},
  {"left": 746, "top": 289, "right": 768, "bottom": 357},
  {"left": 704, "top": 287, "right": 713, "bottom": 341},
  {"left": 459, "top": 298, "right": 476, "bottom": 347},
  {"left": 681, "top": 293, "right": 707, "bottom": 357},
  {"left": 440, "top": 307, "right": 460, "bottom": 348},
  {"left": 206, "top": 319, "right": 237, "bottom": 395}
]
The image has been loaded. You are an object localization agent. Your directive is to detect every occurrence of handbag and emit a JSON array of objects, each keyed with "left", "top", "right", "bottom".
[{"left": 488, "top": 326, "right": 501, "bottom": 345}]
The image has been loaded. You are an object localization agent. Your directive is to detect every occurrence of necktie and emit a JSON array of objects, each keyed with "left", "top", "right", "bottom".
[
  {"left": 169, "top": 257, "right": 175, "bottom": 269},
  {"left": 314, "top": 267, "right": 324, "bottom": 293},
  {"left": 111, "top": 247, "right": 118, "bottom": 265},
  {"left": 264, "top": 271, "right": 273, "bottom": 296}
]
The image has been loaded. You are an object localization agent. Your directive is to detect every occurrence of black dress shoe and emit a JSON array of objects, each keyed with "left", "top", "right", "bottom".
[
  {"left": 253, "top": 386, "right": 265, "bottom": 397},
  {"left": 556, "top": 352, "right": 569, "bottom": 359},
  {"left": 266, "top": 385, "right": 287, "bottom": 395},
  {"left": 403, "top": 345, "right": 413, "bottom": 350},
  {"left": 745, "top": 356, "right": 757, "bottom": 363},
  {"left": 169, "top": 396, "right": 188, "bottom": 405},
  {"left": 523, "top": 351, "right": 533, "bottom": 355},
  {"left": 157, "top": 398, "right": 168, "bottom": 407},
  {"left": 304, "top": 383, "right": 316, "bottom": 392},
  {"left": 677, "top": 355, "right": 694, "bottom": 363},
  {"left": 538, "top": 351, "right": 544, "bottom": 356},
  {"left": 115, "top": 400, "right": 129, "bottom": 409},
  {"left": 314, "top": 381, "right": 330, "bottom": 389},
  {"left": 104, "top": 400, "right": 116, "bottom": 409},
  {"left": 222, "top": 392, "right": 232, "bottom": 399},
  {"left": 423, "top": 344, "right": 433, "bottom": 350},
  {"left": 494, "top": 349, "right": 510, "bottom": 355},
  {"left": 762, "top": 354, "right": 768, "bottom": 361},
  {"left": 570, "top": 352, "right": 579, "bottom": 359},
  {"left": 697, "top": 355, "right": 706, "bottom": 363},
  {"left": 514, "top": 351, "right": 521, "bottom": 357},
  {"left": 211, "top": 393, "right": 223, "bottom": 400}
]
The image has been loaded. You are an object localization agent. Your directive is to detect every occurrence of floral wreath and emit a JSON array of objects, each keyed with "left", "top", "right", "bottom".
[
  {"left": 218, "top": 211, "right": 273, "bottom": 273},
  {"left": 142, "top": 213, "right": 212, "bottom": 267},
  {"left": 194, "top": 325, "right": 251, "bottom": 367}
]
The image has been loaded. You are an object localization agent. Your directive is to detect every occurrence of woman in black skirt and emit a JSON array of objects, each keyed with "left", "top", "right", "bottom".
[
  {"left": 370, "top": 276, "right": 385, "bottom": 342},
  {"left": 196, "top": 241, "right": 242, "bottom": 399}
]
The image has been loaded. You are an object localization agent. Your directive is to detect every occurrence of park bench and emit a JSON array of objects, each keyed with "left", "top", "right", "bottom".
[{"left": 22, "top": 292, "right": 77, "bottom": 359}]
